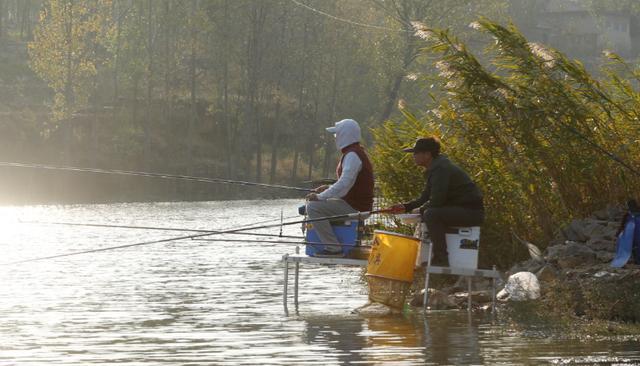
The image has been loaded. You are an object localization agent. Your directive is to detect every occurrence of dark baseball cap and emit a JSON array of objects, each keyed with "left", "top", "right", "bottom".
[{"left": 402, "top": 137, "right": 440, "bottom": 154}]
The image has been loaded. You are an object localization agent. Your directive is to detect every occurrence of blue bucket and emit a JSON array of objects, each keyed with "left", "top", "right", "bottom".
[{"left": 305, "top": 220, "right": 359, "bottom": 256}]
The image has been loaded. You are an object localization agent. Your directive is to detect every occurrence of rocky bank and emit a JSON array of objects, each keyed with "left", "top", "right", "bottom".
[{"left": 403, "top": 205, "right": 640, "bottom": 322}]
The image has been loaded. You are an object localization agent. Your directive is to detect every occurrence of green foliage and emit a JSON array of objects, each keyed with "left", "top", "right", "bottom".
[
  {"left": 370, "top": 109, "right": 434, "bottom": 204},
  {"left": 372, "top": 19, "right": 640, "bottom": 268},
  {"left": 28, "top": 0, "right": 111, "bottom": 121}
]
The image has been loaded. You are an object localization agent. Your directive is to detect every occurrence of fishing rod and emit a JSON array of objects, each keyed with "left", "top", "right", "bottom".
[
  {"left": 19, "top": 216, "right": 306, "bottom": 240},
  {"left": 192, "top": 238, "right": 372, "bottom": 248},
  {"left": 20, "top": 220, "right": 306, "bottom": 240},
  {"left": 2, "top": 209, "right": 391, "bottom": 265},
  {"left": 0, "top": 161, "right": 314, "bottom": 192}
]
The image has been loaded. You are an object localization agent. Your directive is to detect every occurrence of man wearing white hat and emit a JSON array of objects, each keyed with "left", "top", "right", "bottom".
[{"left": 305, "top": 119, "right": 375, "bottom": 256}]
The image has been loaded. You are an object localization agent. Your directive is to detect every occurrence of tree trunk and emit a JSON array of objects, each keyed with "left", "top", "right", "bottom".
[
  {"left": 162, "top": 0, "right": 171, "bottom": 121},
  {"left": 19, "top": 0, "right": 24, "bottom": 40},
  {"left": 268, "top": 5, "right": 288, "bottom": 184},
  {"left": 291, "top": 150, "right": 299, "bottom": 184},
  {"left": 307, "top": 91, "right": 320, "bottom": 181},
  {"left": 379, "top": 32, "right": 416, "bottom": 123},
  {"left": 221, "top": 0, "right": 233, "bottom": 179},
  {"left": 269, "top": 94, "right": 280, "bottom": 184},
  {"left": 187, "top": 0, "right": 198, "bottom": 177},
  {"left": 246, "top": 13, "right": 256, "bottom": 181},
  {"left": 291, "top": 18, "right": 309, "bottom": 183},
  {"left": 24, "top": 0, "right": 32, "bottom": 40},
  {"left": 0, "top": 0, "right": 5, "bottom": 40},
  {"left": 144, "top": 0, "right": 154, "bottom": 170},
  {"left": 132, "top": 74, "right": 140, "bottom": 146},
  {"left": 379, "top": 73, "right": 404, "bottom": 123},
  {"left": 63, "top": 0, "right": 75, "bottom": 163},
  {"left": 323, "top": 43, "right": 340, "bottom": 178},
  {"left": 112, "top": 0, "right": 121, "bottom": 107},
  {"left": 162, "top": 0, "right": 176, "bottom": 197},
  {"left": 247, "top": 2, "right": 267, "bottom": 183},
  {"left": 18, "top": 0, "right": 31, "bottom": 41}
]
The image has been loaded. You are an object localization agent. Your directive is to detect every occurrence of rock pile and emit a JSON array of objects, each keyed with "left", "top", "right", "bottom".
[
  {"left": 511, "top": 205, "right": 627, "bottom": 280},
  {"left": 504, "top": 205, "right": 640, "bottom": 322},
  {"left": 405, "top": 205, "right": 640, "bottom": 315}
]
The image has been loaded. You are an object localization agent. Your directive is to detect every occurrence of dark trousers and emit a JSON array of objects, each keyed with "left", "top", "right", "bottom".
[{"left": 423, "top": 206, "right": 484, "bottom": 265}]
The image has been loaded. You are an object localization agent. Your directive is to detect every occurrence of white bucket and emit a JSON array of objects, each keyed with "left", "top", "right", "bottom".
[{"left": 445, "top": 226, "right": 481, "bottom": 269}]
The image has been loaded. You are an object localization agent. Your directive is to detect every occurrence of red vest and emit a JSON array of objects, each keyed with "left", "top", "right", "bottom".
[{"left": 337, "top": 143, "right": 374, "bottom": 212}]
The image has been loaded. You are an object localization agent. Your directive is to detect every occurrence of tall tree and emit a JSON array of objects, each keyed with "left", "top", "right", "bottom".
[
  {"left": 29, "top": 0, "right": 110, "bottom": 161},
  {"left": 290, "top": 14, "right": 310, "bottom": 183},
  {"left": 142, "top": 0, "right": 156, "bottom": 169},
  {"left": 268, "top": 2, "right": 289, "bottom": 184},
  {"left": 245, "top": 1, "right": 268, "bottom": 182}
]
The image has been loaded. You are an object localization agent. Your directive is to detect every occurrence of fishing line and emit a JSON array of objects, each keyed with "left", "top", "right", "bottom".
[
  {"left": 0, "top": 162, "right": 314, "bottom": 192},
  {"left": 289, "top": 0, "right": 410, "bottom": 33},
  {"left": 3, "top": 209, "right": 389, "bottom": 265}
]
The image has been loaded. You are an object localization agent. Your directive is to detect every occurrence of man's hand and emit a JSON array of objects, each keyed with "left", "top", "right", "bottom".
[
  {"left": 306, "top": 192, "right": 319, "bottom": 201},
  {"left": 314, "top": 185, "right": 330, "bottom": 193},
  {"left": 385, "top": 204, "right": 406, "bottom": 214}
]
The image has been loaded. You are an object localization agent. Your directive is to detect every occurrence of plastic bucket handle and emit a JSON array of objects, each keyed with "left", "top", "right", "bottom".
[{"left": 459, "top": 228, "right": 472, "bottom": 235}]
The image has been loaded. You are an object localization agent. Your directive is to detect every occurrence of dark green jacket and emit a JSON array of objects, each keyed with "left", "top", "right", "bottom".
[{"left": 403, "top": 155, "right": 483, "bottom": 212}]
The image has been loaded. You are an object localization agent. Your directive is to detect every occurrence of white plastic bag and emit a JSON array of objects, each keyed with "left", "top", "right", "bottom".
[{"left": 497, "top": 271, "right": 540, "bottom": 301}]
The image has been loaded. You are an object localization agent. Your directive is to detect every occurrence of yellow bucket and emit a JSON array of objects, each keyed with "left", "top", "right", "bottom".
[{"left": 366, "top": 230, "right": 419, "bottom": 283}]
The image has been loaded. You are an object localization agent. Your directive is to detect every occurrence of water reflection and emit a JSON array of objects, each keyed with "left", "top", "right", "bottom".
[
  {"left": 361, "top": 315, "right": 424, "bottom": 364},
  {"left": 422, "top": 312, "right": 483, "bottom": 365},
  {"left": 303, "top": 316, "right": 366, "bottom": 364}
]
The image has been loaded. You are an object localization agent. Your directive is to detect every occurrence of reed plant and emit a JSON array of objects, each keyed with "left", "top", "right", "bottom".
[{"left": 372, "top": 19, "right": 640, "bottom": 268}]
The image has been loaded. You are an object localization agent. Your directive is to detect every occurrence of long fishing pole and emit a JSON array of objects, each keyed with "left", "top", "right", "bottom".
[
  {"left": 19, "top": 219, "right": 306, "bottom": 239},
  {"left": 192, "top": 238, "right": 372, "bottom": 248},
  {"left": 0, "top": 162, "right": 314, "bottom": 192},
  {"left": 20, "top": 220, "right": 305, "bottom": 240},
  {"left": 2, "top": 209, "right": 390, "bottom": 265}
]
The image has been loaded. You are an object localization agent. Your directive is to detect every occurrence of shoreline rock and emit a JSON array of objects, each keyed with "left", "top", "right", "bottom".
[{"left": 503, "top": 205, "right": 640, "bottom": 323}]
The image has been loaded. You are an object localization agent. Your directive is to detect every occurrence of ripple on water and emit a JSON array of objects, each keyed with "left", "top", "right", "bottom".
[{"left": 1, "top": 200, "right": 639, "bottom": 365}]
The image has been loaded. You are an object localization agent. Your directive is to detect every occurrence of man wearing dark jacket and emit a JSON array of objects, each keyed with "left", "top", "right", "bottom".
[{"left": 388, "top": 137, "right": 484, "bottom": 266}]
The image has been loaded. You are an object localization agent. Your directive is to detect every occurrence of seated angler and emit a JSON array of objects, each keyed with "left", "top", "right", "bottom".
[
  {"left": 387, "top": 137, "right": 484, "bottom": 266},
  {"left": 305, "top": 119, "right": 374, "bottom": 256}
]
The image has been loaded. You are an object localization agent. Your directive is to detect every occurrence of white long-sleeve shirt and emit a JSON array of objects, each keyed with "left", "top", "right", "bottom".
[{"left": 317, "top": 152, "right": 362, "bottom": 200}]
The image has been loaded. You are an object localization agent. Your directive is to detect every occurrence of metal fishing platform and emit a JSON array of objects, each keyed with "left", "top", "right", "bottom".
[{"left": 282, "top": 246, "right": 501, "bottom": 313}]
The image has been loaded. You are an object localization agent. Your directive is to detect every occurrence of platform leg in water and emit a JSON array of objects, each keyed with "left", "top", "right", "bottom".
[
  {"left": 294, "top": 246, "right": 300, "bottom": 309},
  {"left": 422, "top": 242, "right": 432, "bottom": 313},
  {"left": 283, "top": 254, "right": 289, "bottom": 312},
  {"left": 467, "top": 277, "right": 472, "bottom": 312},
  {"left": 491, "top": 265, "right": 497, "bottom": 314}
]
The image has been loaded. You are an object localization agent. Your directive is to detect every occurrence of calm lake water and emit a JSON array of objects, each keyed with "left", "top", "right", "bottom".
[{"left": 0, "top": 199, "right": 639, "bottom": 365}]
